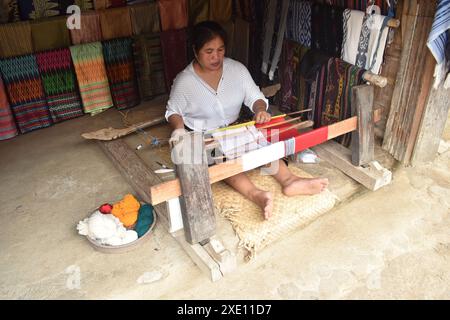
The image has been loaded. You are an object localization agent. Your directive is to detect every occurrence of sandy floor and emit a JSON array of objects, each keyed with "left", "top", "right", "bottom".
[{"left": 0, "top": 101, "right": 449, "bottom": 300}]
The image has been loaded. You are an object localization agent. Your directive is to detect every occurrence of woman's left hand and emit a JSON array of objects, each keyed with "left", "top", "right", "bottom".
[{"left": 254, "top": 111, "right": 271, "bottom": 124}]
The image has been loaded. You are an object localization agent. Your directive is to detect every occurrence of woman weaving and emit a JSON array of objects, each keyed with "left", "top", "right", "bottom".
[{"left": 166, "top": 21, "right": 329, "bottom": 220}]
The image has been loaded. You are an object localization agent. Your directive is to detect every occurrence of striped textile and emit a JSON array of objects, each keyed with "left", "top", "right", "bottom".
[
  {"left": 427, "top": 0, "right": 450, "bottom": 88},
  {"left": 0, "top": 76, "right": 18, "bottom": 140},
  {"left": 69, "top": 11, "right": 102, "bottom": 45},
  {"left": 0, "top": 0, "right": 20, "bottom": 24},
  {"left": 210, "top": 0, "right": 232, "bottom": 22},
  {"left": 31, "top": 16, "right": 71, "bottom": 53},
  {"left": 160, "top": 28, "right": 188, "bottom": 91},
  {"left": 309, "top": 57, "right": 365, "bottom": 146},
  {"left": 158, "top": 0, "right": 188, "bottom": 31},
  {"left": 285, "top": 0, "right": 311, "bottom": 48},
  {"left": 70, "top": 42, "right": 113, "bottom": 115},
  {"left": 0, "top": 21, "right": 33, "bottom": 58},
  {"left": 99, "top": 6, "right": 133, "bottom": 40},
  {"left": 102, "top": 38, "right": 140, "bottom": 110},
  {"left": 17, "top": 0, "right": 60, "bottom": 20},
  {"left": 132, "top": 33, "right": 167, "bottom": 100},
  {"left": 0, "top": 55, "right": 52, "bottom": 134},
  {"left": 130, "top": 2, "right": 160, "bottom": 35},
  {"left": 35, "top": 48, "right": 84, "bottom": 122},
  {"left": 189, "top": 0, "right": 209, "bottom": 26}
]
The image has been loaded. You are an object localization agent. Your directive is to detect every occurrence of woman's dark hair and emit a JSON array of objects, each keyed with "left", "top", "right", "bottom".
[{"left": 192, "top": 20, "right": 227, "bottom": 55}]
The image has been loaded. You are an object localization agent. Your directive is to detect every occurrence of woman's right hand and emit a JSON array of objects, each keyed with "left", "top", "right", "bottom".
[{"left": 169, "top": 128, "right": 188, "bottom": 145}]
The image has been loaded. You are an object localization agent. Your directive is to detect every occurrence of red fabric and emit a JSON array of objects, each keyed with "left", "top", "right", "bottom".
[
  {"left": 160, "top": 28, "right": 188, "bottom": 91},
  {"left": 255, "top": 117, "right": 299, "bottom": 142},
  {"left": 294, "top": 126, "right": 328, "bottom": 152},
  {"left": 158, "top": 0, "right": 188, "bottom": 31}
]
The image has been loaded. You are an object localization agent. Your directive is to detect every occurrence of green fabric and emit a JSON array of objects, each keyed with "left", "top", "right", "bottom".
[
  {"left": 134, "top": 204, "right": 154, "bottom": 238},
  {"left": 41, "top": 72, "right": 75, "bottom": 96}
]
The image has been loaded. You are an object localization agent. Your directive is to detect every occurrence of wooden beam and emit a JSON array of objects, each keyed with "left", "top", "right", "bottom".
[
  {"left": 313, "top": 141, "right": 392, "bottom": 191},
  {"left": 150, "top": 109, "right": 384, "bottom": 204},
  {"left": 172, "top": 132, "right": 217, "bottom": 244},
  {"left": 351, "top": 85, "right": 374, "bottom": 166}
]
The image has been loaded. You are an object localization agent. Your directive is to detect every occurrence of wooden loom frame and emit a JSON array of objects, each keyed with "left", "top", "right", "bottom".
[{"left": 97, "top": 84, "right": 393, "bottom": 281}]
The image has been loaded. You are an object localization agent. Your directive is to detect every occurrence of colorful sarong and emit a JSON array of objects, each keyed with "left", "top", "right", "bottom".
[
  {"left": 35, "top": 48, "right": 84, "bottom": 123},
  {"left": 160, "top": 28, "right": 188, "bottom": 91},
  {"left": 0, "top": 21, "right": 33, "bottom": 59},
  {"left": 0, "top": 76, "right": 18, "bottom": 140},
  {"left": 102, "top": 38, "right": 140, "bottom": 110},
  {"left": 31, "top": 16, "right": 71, "bottom": 53},
  {"left": 158, "top": 0, "right": 188, "bottom": 31},
  {"left": 132, "top": 33, "right": 167, "bottom": 100},
  {"left": 69, "top": 11, "right": 102, "bottom": 45},
  {"left": 0, "top": 55, "right": 52, "bottom": 134},
  {"left": 99, "top": 6, "right": 132, "bottom": 40},
  {"left": 130, "top": 2, "right": 160, "bottom": 35},
  {"left": 70, "top": 42, "right": 113, "bottom": 115}
]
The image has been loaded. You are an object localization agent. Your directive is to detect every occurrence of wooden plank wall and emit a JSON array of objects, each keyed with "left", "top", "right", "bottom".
[{"left": 382, "top": 0, "right": 438, "bottom": 165}]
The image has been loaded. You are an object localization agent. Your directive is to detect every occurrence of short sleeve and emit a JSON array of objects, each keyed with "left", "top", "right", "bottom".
[
  {"left": 241, "top": 64, "right": 268, "bottom": 112},
  {"left": 165, "top": 74, "right": 188, "bottom": 122}
]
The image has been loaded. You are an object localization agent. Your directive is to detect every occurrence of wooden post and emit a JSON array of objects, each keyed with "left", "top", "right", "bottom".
[
  {"left": 172, "top": 132, "right": 217, "bottom": 244},
  {"left": 351, "top": 85, "right": 375, "bottom": 166}
]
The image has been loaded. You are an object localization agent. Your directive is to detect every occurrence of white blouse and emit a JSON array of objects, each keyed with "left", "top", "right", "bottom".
[{"left": 165, "top": 58, "right": 268, "bottom": 131}]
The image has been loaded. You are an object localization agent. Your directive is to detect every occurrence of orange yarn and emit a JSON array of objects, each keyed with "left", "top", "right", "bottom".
[{"left": 111, "top": 194, "right": 140, "bottom": 228}]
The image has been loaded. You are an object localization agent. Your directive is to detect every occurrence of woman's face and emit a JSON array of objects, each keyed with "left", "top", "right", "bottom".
[{"left": 195, "top": 36, "right": 225, "bottom": 72}]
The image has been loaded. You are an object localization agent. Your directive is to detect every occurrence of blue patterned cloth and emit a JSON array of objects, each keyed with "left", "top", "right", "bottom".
[{"left": 285, "top": 0, "right": 311, "bottom": 48}]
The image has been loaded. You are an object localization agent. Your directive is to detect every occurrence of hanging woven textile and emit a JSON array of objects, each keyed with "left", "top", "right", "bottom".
[
  {"left": 69, "top": 11, "right": 102, "bottom": 45},
  {"left": 0, "top": 21, "right": 33, "bottom": 59},
  {"left": 0, "top": 76, "right": 18, "bottom": 140},
  {"left": 160, "top": 28, "right": 188, "bottom": 91},
  {"left": 35, "top": 48, "right": 84, "bottom": 123},
  {"left": 0, "top": 0, "right": 20, "bottom": 24},
  {"left": 132, "top": 33, "right": 167, "bottom": 100},
  {"left": 209, "top": 0, "right": 232, "bottom": 23},
  {"left": 279, "top": 40, "right": 310, "bottom": 113},
  {"left": 102, "top": 37, "right": 140, "bottom": 110},
  {"left": 70, "top": 42, "right": 113, "bottom": 115},
  {"left": 189, "top": 0, "right": 209, "bottom": 26},
  {"left": 17, "top": 0, "right": 60, "bottom": 20},
  {"left": 130, "top": 2, "right": 160, "bottom": 35},
  {"left": 158, "top": 0, "right": 188, "bottom": 31},
  {"left": 285, "top": 0, "right": 311, "bottom": 48},
  {"left": 31, "top": 16, "right": 71, "bottom": 52},
  {"left": 311, "top": 2, "right": 344, "bottom": 58},
  {"left": 0, "top": 55, "right": 52, "bottom": 134},
  {"left": 309, "top": 57, "right": 365, "bottom": 146},
  {"left": 99, "top": 6, "right": 132, "bottom": 40}
]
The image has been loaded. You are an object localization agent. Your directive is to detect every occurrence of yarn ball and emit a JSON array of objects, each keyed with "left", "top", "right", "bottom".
[
  {"left": 99, "top": 203, "right": 113, "bottom": 214},
  {"left": 134, "top": 204, "right": 154, "bottom": 238},
  {"left": 111, "top": 194, "right": 140, "bottom": 228}
]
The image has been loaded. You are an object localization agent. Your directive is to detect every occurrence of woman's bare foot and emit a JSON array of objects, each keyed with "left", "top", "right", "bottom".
[
  {"left": 249, "top": 190, "right": 273, "bottom": 220},
  {"left": 281, "top": 176, "right": 329, "bottom": 197}
]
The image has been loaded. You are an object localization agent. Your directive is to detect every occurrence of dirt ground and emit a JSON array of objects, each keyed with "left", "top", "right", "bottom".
[{"left": 0, "top": 99, "right": 449, "bottom": 299}]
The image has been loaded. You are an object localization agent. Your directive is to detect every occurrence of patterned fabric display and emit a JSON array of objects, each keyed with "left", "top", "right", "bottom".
[
  {"left": 311, "top": 3, "right": 344, "bottom": 58},
  {"left": 0, "top": 55, "right": 52, "bottom": 134},
  {"left": 132, "top": 33, "right": 167, "bottom": 100},
  {"left": 0, "top": 21, "right": 33, "bottom": 58},
  {"left": 0, "top": 0, "right": 20, "bottom": 24},
  {"left": 0, "top": 76, "right": 18, "bottom": 140},
  {"left": 160, "top": 28, "right": 188, "bottom": 91},
  {"left": 35, "top": 48, "right": 84, "bottom": 122},
  {"left": 102, "top": 37, "right": 140, "bottom": 110},
  {"left": 17, "top": 0, "right": 60, "bottom": 20},
  {"left": 280, "top": 40, "right": 309, "bottom": 113},
  {"left": 69, "top": 11, "right": 102, "bottom": 45},
  {"left": 285, "top": 0, "right": 311, "bottom": 48},
  {"left": 309, "top": 57, "right": 365, "bottom": 146},
  {"left": 70, "top": 42, "right": 113, "bottom": 115},
  {"left": 129, "top": 2, "right": 160, "bottom": 35}
]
